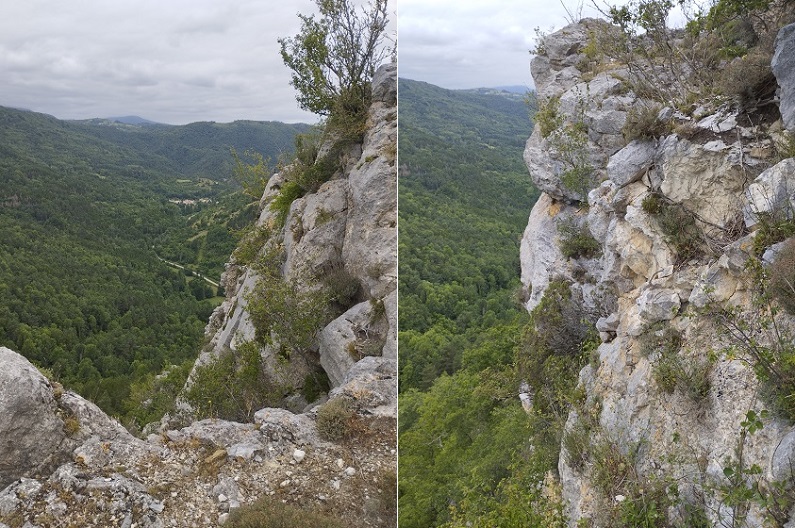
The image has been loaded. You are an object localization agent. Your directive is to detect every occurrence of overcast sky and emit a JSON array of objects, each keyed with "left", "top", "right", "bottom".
[
  {"left": 0, "top": 0, "right": 395, "bottom": 125},
  {"left": 398, "top": 0, "right": 606, "bottom": 90}
]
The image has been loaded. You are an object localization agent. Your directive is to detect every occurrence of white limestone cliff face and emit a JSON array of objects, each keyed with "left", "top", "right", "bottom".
[
  {"left": 193, "top": 62, "right": 397, "bottom": 414},
  {"left": 521, "top": 20, "right": 795, "bottom": 527}
]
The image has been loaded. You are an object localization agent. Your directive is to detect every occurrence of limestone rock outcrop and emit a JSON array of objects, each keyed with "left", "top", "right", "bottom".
[
  {"left": 773, "top": 22, "right": 795, "bottom": 133},
  {"left": 521, "top": 20, "right": 795, "bottom": 527},
  {"left": 0, "top": 347, "right": 77, "bottom": 490},
  {"left": 190, "top": 62, "right": 397, "bottom": 416}
]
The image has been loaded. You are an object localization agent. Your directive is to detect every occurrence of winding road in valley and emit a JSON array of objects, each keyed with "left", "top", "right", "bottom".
[{"left": 155, "top": 255, "right": 220, "bottom": 288}]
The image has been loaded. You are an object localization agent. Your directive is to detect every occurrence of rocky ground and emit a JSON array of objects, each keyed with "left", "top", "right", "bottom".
[{"left": 0, "top": 347, "right": 396, "bottom": 528}]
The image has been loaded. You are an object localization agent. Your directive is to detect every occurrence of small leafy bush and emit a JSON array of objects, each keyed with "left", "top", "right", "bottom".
[
  {"left": 653, "top": 348, "right": 712, "bottom": 401},
  {"left": 321, "top": 262, "right": 361, "bottom": 311},
  {"left": 560, "top": 165, "right": 598, "bottom": 200},
  {"left": 752, "top": 212, "right": 795, "bottom": 255},
  {"left": 63, "top": 415, "right": 81, "bottom": 436},
  {"left": 562, "top": 415, "right": 593, "bottom": 472},
  {"left": 535, "top": 95, "right": 564, "bottom": 138},
  {"left": 622, "top": 104, "right": 669, "bottom": 142},
  {"left": 716, "top": 49, "right": 777, "bottom": 110},
  {"left": 558, "top": 219, "right": 601, "bottom": 259},
  {"left": 316, "top": 397, "right": 357, "bottom": 441},
  {"left": 185, "top": 341, "right": 281, "bottom": 422},
  {"left": 642, "top": 193, "right": 703, "bottom": 264},
  {"left": 519, "top": 281, "right": 596, "bottom": 458},
  {"left": 269, "top": 137, "right": 344, "bottom": 228},
  {"left": 232, "top": 225, "right": 273, "bottom": 266},
  {"left": 590, "top": 438, "right": 640, "bottom": 500},
  {"left": 246, "top": 257, "right": 331, "bottom": 357},
  {"left": 711, "top": 299, "right": 795, "bottom": 420},
  {"left": 226, "top": 495, "right": 346, "bottom": 528},
  {"left": 270, "top": 180, "right": 305, "bottom": 226},
  {"left": 640, "top": 323, "right": 711, "bottom": 402}
]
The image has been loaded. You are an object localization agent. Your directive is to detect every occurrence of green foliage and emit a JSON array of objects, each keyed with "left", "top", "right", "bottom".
[
  {"left": 278, "top": 0, "right": 391, "bottom": 119},
  {"left": 316, "top": 397, "right": 357, "bottom": 441},
  {"left": 225, "top": 495, "right": 346, "bottom": 528},
  {"left": 268, "top": 136, "right": 344, "bottom": 227},
  {"left": 231, "top": 149, "right": 273, "bottom": 200},
  {"left": 398, "top": 78, "right": 538, "bottom": 392},
  {"left": 322, "top": 263, "right": 362, "bottom": 310},
  {"left": 270, "top": 180, "right": 306, "bottom": 225},
  {"left": 398, "top": 366, "right": 539, "bottom": 528},
  {"left": 642, "top": 193, "right": 703, "bottom": 263},
  {"left": 711, "top": 290, "right": 795, "bottom": 420},
  {"left": 246, "top": 259, "right": 331, "bottom": 358},
  {"left": 232, "top": 225, "right": 274, "bottom": 266},
  {"left": 0, "top": 105, "right": 308, "bottom": 423},
  {"left": 124, "top": 361, "right": 193, "bottom": 431},
  {"left": 640, "top": 323, "right": 711, "bottom": 401},
  {"left": 751, "top": 212, "right": 795, "bottom": 255},
  {"left": 443, "top": 462, "right": 568, "bottom": 528},
  {"left": 600, "top": 0, "right": 794, "bottom": 113},
  {"left": 622, "top": 105, "right": 669, "bottom": 142},
  {"left": 535, "top": 95, "right": 564, "bottom": 138},
  {"left": 558, "top": 219, "right": 602, "bottom": 259},
  {"left": 184, "top": 341, "right": 281, "bottom": 422},
  {"left": 716, "top": 409, "right": 795, "bottom": 527},
  {"left": 563, "top": 413, "right": 595, "bottom": 471}
]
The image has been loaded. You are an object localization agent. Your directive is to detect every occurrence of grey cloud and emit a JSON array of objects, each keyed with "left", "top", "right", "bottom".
[
  {"left": 0, "top": 0, "right": 326, "bottom": 124},
  {"left": 399, "top": 0, "right": 585, "bottom": 89}
]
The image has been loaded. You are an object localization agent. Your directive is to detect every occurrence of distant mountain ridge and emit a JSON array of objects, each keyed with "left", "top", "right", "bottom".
[
  {"left": 0, "top": 105, "right": 311, "bottom": 181},
  {"left": 104, "top": 115, "right": 162, "bottom": 125}
]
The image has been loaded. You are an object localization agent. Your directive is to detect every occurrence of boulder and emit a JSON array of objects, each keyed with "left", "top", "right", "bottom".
[
  {"left": 329, "top": 356, "right": 397, "bottom": 418},
  {"left": 253, "top": 408, "right": 318, "bottom": 445},
  {"left": 744, "top": 158, "right": 795, "bottom": 228},
  {"left": 772, "top": 23, "right": 795, "bottom": 133},
  {"left": 0, "top": 347, "right": 70, "bottom": 489},
  {"left": 607, "top": 140, "right": 657, "bottom": 187},
  {"left": 318, "top": 301, "right": 374, "bottom": 387},
  {"left": 371, "top": 62, "right": 397, "bottom": 105},
  {"left": 656, "top": 135, "right": 747, "bottom": 229},
  {"left": 283, "top": 179, "right": 348, "bottom": 284},
  {"left": 636, "top": 287, "right": 681, "bottom": 323}
]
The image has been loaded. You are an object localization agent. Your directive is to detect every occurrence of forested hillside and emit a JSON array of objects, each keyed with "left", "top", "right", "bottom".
[
  {"left": 0, "top": 106, "right": 307, "bottom": 427},
  {"left": 398, "top": 79, "right": 538, "bottom": 390},
  {"left": 397, "top": 79, "right": 541, "bottom": 526}
]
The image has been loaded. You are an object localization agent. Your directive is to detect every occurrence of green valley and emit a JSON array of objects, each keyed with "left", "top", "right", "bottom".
[
  {"left": 0, "top": 105, "right": 308, "bottom": 428},
  {"left": 397, "top": 79, "right": 542, "bottom": 527}
]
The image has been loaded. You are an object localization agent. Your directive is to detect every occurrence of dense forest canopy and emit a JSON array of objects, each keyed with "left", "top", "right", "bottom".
[
  {"left": 0, "top": 105, "right": 308, "bottom": 427},
  {"left": 397, "top": 78, "right": 538, "bottom": 391},
  {"left": 397, "top": 78, "right": 542, "bottom": 527}
]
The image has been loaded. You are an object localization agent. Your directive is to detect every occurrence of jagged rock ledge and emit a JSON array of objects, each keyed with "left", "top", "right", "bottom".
[{"left": 521, "top": 18, "right": 795, "bottom": 527}]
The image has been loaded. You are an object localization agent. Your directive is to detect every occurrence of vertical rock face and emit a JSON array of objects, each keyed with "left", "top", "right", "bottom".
[
  {"left": 521, "top": 21, "right": 795, "bottom": 527},
  {"left": 0, "top": 347, "right": 138, "bottom": 490},
  {"left": 0, "top": 347, "right": 67, "bottom": 489},
  {"left": 773, "top": 22, "right": 795, "bottom": 133},
  {"left": 196, "top": 62, "right": 397, "bottom": 412}
]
